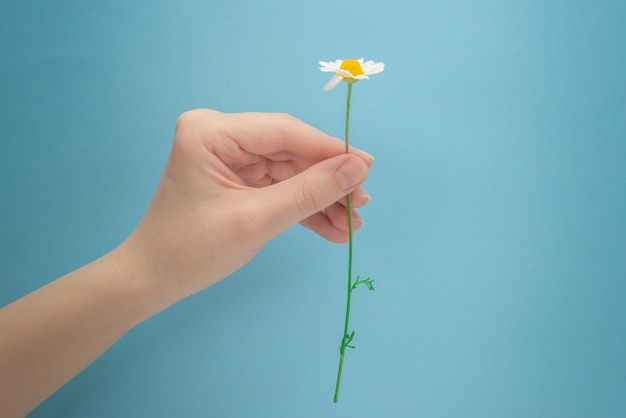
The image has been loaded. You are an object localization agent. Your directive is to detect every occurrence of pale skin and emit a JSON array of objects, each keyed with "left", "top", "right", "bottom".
[{"left": 0, "top": 109, "right": 373, "bottom": 418}]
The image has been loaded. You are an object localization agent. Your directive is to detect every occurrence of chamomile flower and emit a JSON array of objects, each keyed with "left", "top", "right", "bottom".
[
  {"left": 319, "top": 58, "right": 385, "bottom": 91},
  {"left": 319, "top": 57, "right": 383, "bottom": 403}
]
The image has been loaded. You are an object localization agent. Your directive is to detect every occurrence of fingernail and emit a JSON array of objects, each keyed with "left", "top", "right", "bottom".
[
  {"left": 336, "top": 158, "right": 367, "bottom": 190},
  {"left": 362, "top": 152, "right": 375, "bottom": 163}
]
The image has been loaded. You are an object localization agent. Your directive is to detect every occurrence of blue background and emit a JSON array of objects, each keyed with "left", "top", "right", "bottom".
[{"left": 2, "top": 1, "right": 626, "bottom": 417}]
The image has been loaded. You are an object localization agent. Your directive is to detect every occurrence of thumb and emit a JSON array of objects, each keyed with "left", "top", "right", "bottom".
[{"left": 258, "top": 154, "right": 370, "bottom": 238}]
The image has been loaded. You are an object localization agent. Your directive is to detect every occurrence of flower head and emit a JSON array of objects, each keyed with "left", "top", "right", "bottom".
[{"left": 319, "top": 58, "right": 385, "bottom": 91}]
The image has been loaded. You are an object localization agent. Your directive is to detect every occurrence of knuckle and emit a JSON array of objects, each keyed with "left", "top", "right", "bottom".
[
  {"left": 294, "top": 179, "right": 327, "bottom": 215},
  {"left": 271, "top": 112, "right": 297, "bottom": 123},
  {"left": 271, "top": 112, "right": 300, "bottom": 134},
  {"left": 175, "top": 109, "right": 201, "bottom": 130},
  {"left": 173, "top": 109, "right": 219, "bottom": 153},
  {"left": 175, "top": 109, "right": 219, "bottom": 132}
]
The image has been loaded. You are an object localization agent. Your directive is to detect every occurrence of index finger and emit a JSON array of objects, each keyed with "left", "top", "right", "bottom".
[{"left": 209, "top": 110, "right": 375, "bottom": 165}]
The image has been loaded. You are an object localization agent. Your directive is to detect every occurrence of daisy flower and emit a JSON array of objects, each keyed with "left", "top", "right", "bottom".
[
  {"left": 319, "top": 58, "right": 385, "bottom": 91},
  {"left": 319, "top": 57, "right": 383, "bottom": 403}
]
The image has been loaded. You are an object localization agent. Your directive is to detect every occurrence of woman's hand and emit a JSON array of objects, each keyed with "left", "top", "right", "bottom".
[
  {"left": 120, "top": 109, "right": 373, "bottom": 306},
  {"left": 0, "top": 109, "right": 373, "bottom": 418}
]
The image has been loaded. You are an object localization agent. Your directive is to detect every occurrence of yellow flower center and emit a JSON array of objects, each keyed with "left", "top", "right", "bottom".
[{"left": 340, "top": 59, "right": 364, "bottom": 77}]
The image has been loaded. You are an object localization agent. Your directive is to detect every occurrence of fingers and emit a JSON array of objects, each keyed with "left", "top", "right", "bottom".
[
  {"left": 283, "top": 187, "right": 369, "bottom": 243},
  {"left": 323, "top": 202, "right": 364, "bottom": 233},
  {"left": 338, "top": 186, "right": 370, "bottom": 208},
  {"left": 300, "top": 195, "right": 366, "bottom": 243},
  {"left": 173, "top": 109, "right": 374, "bottom": 245},
  {"left": 195, "top": 109, "right": 375, "bottom": 167},
  {"left": 299, "top": 207, "right": 364, "bottom": 244},
  {"left": 255, "top": 153, "right": 369, "bottom": 241}
]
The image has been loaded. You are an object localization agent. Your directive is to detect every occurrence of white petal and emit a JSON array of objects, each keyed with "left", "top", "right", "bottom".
[
  {"left": 319, "top": 61, "right": 340, "bottom": 72},
  {"left": 336, "top": 68, "right": 354, "bottom": 78},
  {"left": 323, "top": 75, "right": 343, "bottom": 91},
  {"left": 363, "top": 61, "right": 385, "bottom": 75}
]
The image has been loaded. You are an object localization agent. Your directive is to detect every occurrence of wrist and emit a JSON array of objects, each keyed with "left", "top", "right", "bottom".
[
  {"left": 111, "top": 227, "right": 196, "bottom": 327},
  {"left": 107, "top": 245, "right": 171, "bottom": 330}
]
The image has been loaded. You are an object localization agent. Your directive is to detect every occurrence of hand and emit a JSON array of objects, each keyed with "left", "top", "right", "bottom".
[
  {"left": 120, "top": 109, "right": 373, "bottom": 304},
  {"left": 0, "top": 109, "right": 373, "bottom": 418}
]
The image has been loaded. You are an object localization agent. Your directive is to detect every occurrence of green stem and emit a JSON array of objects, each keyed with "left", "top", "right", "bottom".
[
  {"left": 334, "top": 82, "right": 354, "bottom": 403},
  {"left": 344, "top": 82, "right": 352, "bottom": 154}
]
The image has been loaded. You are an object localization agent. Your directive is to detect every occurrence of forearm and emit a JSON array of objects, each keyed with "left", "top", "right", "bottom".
[
  {"left": 0, "top": 110, "right": 372, "bottom": 417},
  {"left": 0, "top": 246, "right": 168, "bottom": 418}
]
